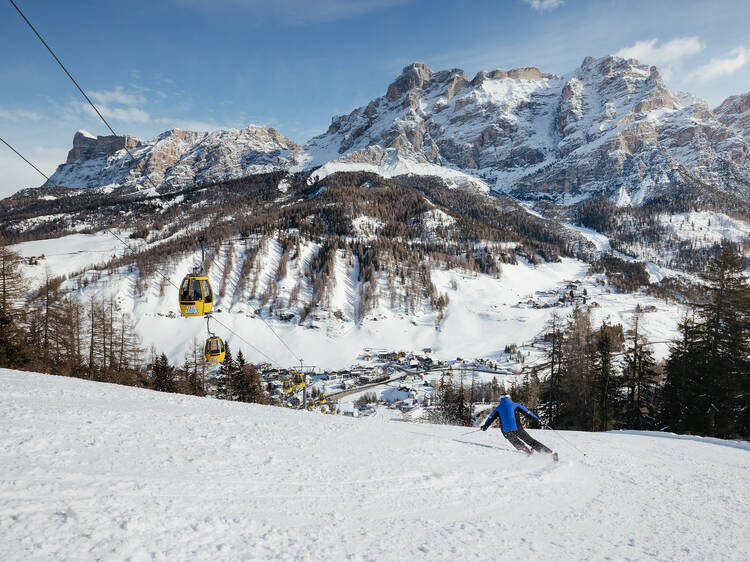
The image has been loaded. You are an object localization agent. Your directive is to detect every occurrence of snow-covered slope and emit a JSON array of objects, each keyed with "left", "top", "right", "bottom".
[
  {"left": 11, "top": 231, "right": 686, "bottom": 368},
  {"left": 1, "top": 369, "right": 748, "bottom": 560}
]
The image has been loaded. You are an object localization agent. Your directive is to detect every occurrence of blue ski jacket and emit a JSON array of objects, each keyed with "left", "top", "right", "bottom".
[{"left": 481, "top": 396, "right": 537, "bottom": 433}]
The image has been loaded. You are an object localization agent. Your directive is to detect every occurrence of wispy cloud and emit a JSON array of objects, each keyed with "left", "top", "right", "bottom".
[
  {"left": 614, "top": 37, "right": 704, "bottom": 66},
  {"left": 89, "top": 86, "right": 147, "bottom": 107},
  {"left": 522, "top": 0, "right": 564, "bottom": 14},
  {"left": 59, "top": 80, "right": 252, "bottom": 139},
  {"left": 70, "top": 85, "right": 153, "bottom": 125},
  {"left": 688, "top": 46, "right": 750, "bottom": 80},
  {"left": 0, "top": 109, "right": 43, "bottom": 122},
  {"left": 77, "top": 102, "right": 151, "bottom": 123}
]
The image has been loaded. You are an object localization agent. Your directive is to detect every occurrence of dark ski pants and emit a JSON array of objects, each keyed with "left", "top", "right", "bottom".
[{"left": 503, "top": 428, "right": 552, "bottom": 453}]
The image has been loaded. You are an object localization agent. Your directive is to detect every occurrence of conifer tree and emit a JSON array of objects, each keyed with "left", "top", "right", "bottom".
[
  {"left": 660, "top": 312, "right": 704, "bottom": 433},
  {"left": 152, "top": 353, "right": 175, "bottom": 393},
  {"left": 435, "top": 373, "right": 471, "bottom": 426},
  {"left": 217, "top": 345, "right": 234, "bottom": 400},
  {"left": 592, "top": 322, "right": 621, "bottom": 431},
  {"left": 622, "top": 343, "right": 659, "bottom": 429},
  {"left": 234, "top": 350, "right": 249, "bottom": 402},
  {"left": 0, "top": 246, "right": 23, "bottom": 320},
  {"left": 696, "top": 246, "right": 750, "bottom": 436},
  {"left": 622, "top": 306, "right": 659, "bottom": 429},
  {"left": 0, "top": 246, "right": 27, "bottom": 369},
  {"left": 246, "top": 363, "right": 269, "bottom": 405}
]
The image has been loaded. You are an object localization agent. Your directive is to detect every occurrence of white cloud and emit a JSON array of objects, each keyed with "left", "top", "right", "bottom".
[
  {"left": 89, "top": 86, "right": 147, "bottom": 107},
  {"left": 0, "top": 109, "right": 43, "bottom": 122},
  {"left": 614, "top": 37, "right": 704, "bottom": 66},
  {"left": 688, "top": 46, "right": 750, "bottom": 81},
  {"left": 77, "top": 102, "right": 151, "bottom": 123},
  {"left": 522, "top": 0, "right": 564, "bottom": 13}
]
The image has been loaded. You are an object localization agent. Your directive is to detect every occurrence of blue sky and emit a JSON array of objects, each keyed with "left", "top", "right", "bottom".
[{"left": 1, "top": 0, "right": 749, "bottom": 197}]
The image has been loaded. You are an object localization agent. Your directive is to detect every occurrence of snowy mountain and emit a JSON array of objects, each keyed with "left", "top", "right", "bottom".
[
  {"left": 2, "top": 369, "right": 749, "bottom": 560},
  {"left": 308, "top": 56, "right": 750, "bottom": 205},
  {"left": 41, "top": 55, "right": 750, "bottom": 208},
  {"left": 47, "top": 125, "right": 306, "bottom": 192}
]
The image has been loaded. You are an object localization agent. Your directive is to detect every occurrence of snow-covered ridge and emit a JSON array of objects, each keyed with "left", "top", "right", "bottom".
[{"left": 1, "top": 369, "right": 748, "bottom": 560}]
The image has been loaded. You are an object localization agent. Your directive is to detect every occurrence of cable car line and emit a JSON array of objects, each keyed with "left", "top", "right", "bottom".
[
  {"left": 254, "top": 308, "right": 301, "bottom": 363},
  {"left": 8, "top": 0, "right": 161, "bottom": 194},
  {"left": 210, "top": 315, "right": 283, "bottom": 367},
  {"left": 0, "top": 135, "right": 56, "bottom": 187},
  {"left": 110, "top": 230, "right": 284, "bottom": 366}
]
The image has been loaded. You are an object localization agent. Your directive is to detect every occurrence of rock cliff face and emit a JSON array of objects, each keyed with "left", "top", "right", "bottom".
[
  {"left": 66, "top": 131, "right": 142, "bottom": 164},
  {"left": 713, "top": 93, "right": 750, "bottom": 165},
  {"left": 45, "top": 55, "right": 750, "bottom": 206}
]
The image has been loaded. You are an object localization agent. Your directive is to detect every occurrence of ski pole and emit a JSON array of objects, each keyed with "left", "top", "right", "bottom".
[
  {"left": 542, "top": 422, "right": 587, "bottom": 457},
  {"left": 461, "top": 429, "right": 482, "bottom": 436}
]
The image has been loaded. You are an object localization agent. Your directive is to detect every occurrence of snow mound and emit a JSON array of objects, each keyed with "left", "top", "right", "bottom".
[{"left": 1, "top": 369, "right": 748, "bottom": 560}]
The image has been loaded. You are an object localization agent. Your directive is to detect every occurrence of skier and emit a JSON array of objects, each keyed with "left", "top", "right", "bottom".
[{"left": 481, "top": 394, "right": 558, "bottom": 461}]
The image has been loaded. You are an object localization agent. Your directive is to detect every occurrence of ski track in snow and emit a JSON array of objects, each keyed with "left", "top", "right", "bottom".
[{"left": 1, "top": 370, "right": 748, "bottom": 561}]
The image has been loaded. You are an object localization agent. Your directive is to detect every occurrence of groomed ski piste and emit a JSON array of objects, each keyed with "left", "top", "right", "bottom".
[{"left": 1, "top": 369, "right": 748, "bottom": 561}]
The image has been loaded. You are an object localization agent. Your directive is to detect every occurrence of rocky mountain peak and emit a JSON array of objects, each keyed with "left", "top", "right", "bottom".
[
  {"left": 66, "top": 131, "right": 142, "bottom": 164},
  {"left": 386, "top": 62, "right": 433, "bottom": 100}
]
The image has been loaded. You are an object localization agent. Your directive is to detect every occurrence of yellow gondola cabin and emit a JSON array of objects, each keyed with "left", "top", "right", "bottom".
[
  {"left": 292, "top": 371, "right": 306, "bottom": 391},
  {"left": 179, "top": 275, "right": 213, "bottom": 316},
  {"left": 204, "top": 337, "right": 226, "bottom": 363}
]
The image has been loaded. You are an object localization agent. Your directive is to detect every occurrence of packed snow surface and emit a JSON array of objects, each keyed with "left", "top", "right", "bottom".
[{"left": 1, "top": 370, "right": 748, "bottom": 560}]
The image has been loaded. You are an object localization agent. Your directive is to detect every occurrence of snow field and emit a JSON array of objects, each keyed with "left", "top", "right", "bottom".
[
  {"left": 1, "top": 370, "right": 748, "bottom": 560},
  {"left": 658, "top": 211, "right": 750, "bottom": 247},
  {"left": 11, "top": 231, "right": 688, "bottom": 370},
  {"left": 11, "top": 230, "right": 134, "bottom": 290}
]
